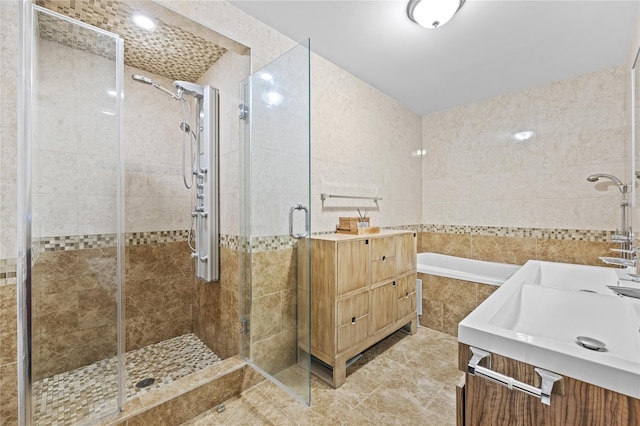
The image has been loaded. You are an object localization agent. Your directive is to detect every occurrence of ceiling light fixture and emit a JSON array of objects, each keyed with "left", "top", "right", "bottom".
[
  {"left": 407, "top": 0, "right": 465, "bottom": 29},
  {"left": 132, "top": 14, "right": 156, "bottom": 31}
]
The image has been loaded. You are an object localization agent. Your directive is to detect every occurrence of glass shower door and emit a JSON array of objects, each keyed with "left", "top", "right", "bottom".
[
  {"left": 19, "top": 4, "right": 124, "bottom": 424},
  {"left": 239, "top": 40, "right": 311, "bottom": 404}
]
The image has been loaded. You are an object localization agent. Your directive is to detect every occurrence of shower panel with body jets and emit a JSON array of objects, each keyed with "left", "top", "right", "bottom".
[{"left": 132, "top": 74, "right": 219, "bottom": 282}]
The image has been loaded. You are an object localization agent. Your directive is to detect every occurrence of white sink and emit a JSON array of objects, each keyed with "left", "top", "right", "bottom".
[
  {"left": 526, "top": 261, "right": 620, "bottom": 294},
  {"left": 459, "top": 260, "right": 640, "bottom": 399}
]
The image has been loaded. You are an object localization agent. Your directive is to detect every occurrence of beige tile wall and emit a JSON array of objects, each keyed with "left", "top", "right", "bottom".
[
  {"left": 422, "top": 65, "right": 629, "bottom": 232},
  {"left": 125, "top": 242, "right": 195, "bottom": 351},
  {"left": 0, "top": 284, "right": 17, "bottom": 425},
  {"left": 249, "top": 247, "right": 298, "bottom": 374},
  {"left": 196, "top": 50, "right": 250, "bottom": 236},
  {"left": 193, "top": 247, "right": 240, "bottom": 360},
  {"left": 31, "top": 248, "right": 118, "bottom": 380},
  {"left": 28, "top": 241, "right": 201, "bottom": 380}
]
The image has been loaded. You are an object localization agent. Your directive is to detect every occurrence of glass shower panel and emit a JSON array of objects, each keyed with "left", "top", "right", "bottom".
[
  {"left": 24, "top": 5, "right": 124, "bottom": 425},
  {"left": 240, "top": 40, "right": 311, "bottom": 404}
]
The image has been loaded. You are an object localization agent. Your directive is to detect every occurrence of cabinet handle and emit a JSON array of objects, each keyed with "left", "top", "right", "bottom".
[
  {"left": 392, "top": 281, "right": 396, "bottom": 286},
  {"left": 351, "top": 316, "right": 356, "bottom": 324},
  {"left": 468, "top": 347, "right": 563, "bottom": 406},
  {"left": 405, "top": 292, "right": 409, "bottom": 298},
  {"left": 382, "top": 256, "right": 386, "bottom": 261}
]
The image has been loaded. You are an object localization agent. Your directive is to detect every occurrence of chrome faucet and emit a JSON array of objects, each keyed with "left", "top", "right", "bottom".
[
  {"left": 599, "top": 247, "right": 639, "bottom": 272},
  {"left": 587, "top": 173, "right": 633, "bottom": 264}
]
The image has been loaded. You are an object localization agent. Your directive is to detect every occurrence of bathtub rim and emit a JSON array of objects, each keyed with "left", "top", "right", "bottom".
[{"left": 416, "top": 252, "right": 521, "bottom": 286}]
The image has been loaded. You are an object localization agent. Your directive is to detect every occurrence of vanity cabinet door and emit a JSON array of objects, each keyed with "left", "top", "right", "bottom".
[
  {"left": 370, "top": 280, "right": 397, "bottom": 334},
  {"left": 337, "top": 239, "right": 370, "bottom": 296},
  {"left": 336, "top": 292, "right": 369, "bottom": 327},
  {"left": 337, "top": 292, "right": 369, "bottom": 353},
  {"left": 396, "top": 233, "right": 416, "bottom": 275},
  {"left": 397, "top": 274, "right": 417, "bottom": 319}
]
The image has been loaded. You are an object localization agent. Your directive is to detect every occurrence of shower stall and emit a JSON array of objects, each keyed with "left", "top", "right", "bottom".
[
  {"left": 16, "top": 1, "right": 311, "bottom": 424},
  {"left": 18, "top": 4, "right": 224, "bottom": 424}
]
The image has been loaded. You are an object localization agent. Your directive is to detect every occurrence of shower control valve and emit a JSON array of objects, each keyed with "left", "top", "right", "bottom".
[
  {"left": 199, "top": 167, "right": 208, "bottom": 174},
  {"left": 197, "top": 184, "right": 204, "bottom": 189},
  {"left": 200, "top": 212, "right": 208, "bottom": 218},
  {"left": 195, "top": 206, "right": 205, "bottom": 212},
  {"left": 190, "top": 253, "right": 199, "bottom": 259},
  {"left": 197, "top": 194, "right": 204, "bottom": 199},
  {"left": 199, "top": 256, "right": 208, "bottom": 263}
]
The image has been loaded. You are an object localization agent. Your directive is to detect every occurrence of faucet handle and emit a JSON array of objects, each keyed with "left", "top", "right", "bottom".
[
  {"left": 610, "top": 248, "right": 636, "bottom": 255},
  {"left": 611, "top": 234, "right": 632, "bottom": 243}
]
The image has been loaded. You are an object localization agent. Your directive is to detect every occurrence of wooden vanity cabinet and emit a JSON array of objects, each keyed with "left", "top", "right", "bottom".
[
  {"left": 309, "top": 230, "right": 417, "bottom": 388},
  {"left": 457, "top": 343, "right": 640, "bottom": 425}
]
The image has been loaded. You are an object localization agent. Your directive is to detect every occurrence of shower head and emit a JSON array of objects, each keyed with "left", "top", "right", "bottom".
[
  {"left": 131, "top": 74, "right": 182, "bottom": 99},
  {"left": 173, "top": 80, "right": 204, "bottom": 98},
  {"left": 586, "top": 173, "right": 628, "bottom": 193}
]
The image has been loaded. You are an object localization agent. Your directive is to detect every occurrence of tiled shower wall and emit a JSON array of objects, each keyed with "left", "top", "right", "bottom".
[{"left": 25, "top": 234, "right": 242, "bottom": 382}]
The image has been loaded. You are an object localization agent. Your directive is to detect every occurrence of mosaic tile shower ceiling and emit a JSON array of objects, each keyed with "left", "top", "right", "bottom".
[{"left": 36, "top": 0, "right": 228, "bottom": 82}]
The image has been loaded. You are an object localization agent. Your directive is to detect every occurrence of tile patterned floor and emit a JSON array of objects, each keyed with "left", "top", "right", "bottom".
[
  {"left": 33, "top": 333, "right": 221, "bottom": 426},
  {"left": 184, "top": 327, "right": 461, "bottom": 425}
]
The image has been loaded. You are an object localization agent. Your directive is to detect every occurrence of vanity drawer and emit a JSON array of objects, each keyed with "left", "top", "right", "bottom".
[
  {"left": 337, "top": 315, "right": 368, "bottom": 353},
  {"left": 371, "top": 236, "right": 396, "bottom": 261},
  {"left": 337, "top": 292, "right": 369, "bottom": 327},
  {"left": 396, "top": 273, "right": 416, "bottom": 296},
  {"left": 397, "top": 292, "right": 416, "bottom": 319},
  {"left": 372, "top": 256, "right": 396, "bottom": 283}
]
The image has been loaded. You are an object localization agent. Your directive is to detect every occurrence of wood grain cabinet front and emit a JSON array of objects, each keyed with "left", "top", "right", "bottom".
[
  {"left": 337, "top": 239, "right": 370, "bottom": 296},
  {"left": 396, "top": 273, "right": 417, "bottom": 319},
  {"left": 308, "top": 230, "right": 418, "bottom": 388}
]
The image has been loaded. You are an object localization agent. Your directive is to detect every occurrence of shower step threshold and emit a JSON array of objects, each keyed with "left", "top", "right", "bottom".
[{"left": 98, "top": 356, "right": 264, "bottom": 426}]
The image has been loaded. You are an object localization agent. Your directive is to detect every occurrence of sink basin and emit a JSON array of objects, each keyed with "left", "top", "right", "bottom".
[
  {"left": 524, "top": 261, "right": 619, "bottom": 294},
  {"left": 490, "top": 284, "right": 639, "bottom": 363},
  {"left": 459, "top": 260, "right": 640, "bottom": 399}
]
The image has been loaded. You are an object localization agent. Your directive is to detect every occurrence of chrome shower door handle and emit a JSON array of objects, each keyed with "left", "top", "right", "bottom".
[{"left": 289, "top": 204, "right": 309, "bottom": 239}]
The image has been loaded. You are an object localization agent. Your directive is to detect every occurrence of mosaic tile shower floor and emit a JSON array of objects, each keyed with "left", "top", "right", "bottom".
[{"left": 33, "top": 333, "right": 221, "bottom": 426}]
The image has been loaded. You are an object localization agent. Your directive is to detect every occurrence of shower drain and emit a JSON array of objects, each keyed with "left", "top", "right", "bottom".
[{"left": 135, "top": 378, "right": 155, "bottom": 388}]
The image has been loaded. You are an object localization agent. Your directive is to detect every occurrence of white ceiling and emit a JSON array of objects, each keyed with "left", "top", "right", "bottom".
[{"left": 230, "top": 0, "right": 639, "bottom": 116}]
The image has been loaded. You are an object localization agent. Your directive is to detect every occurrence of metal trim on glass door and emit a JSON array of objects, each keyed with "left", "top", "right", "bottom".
[{"left": 289, "top": 204, "right": 309, "bottom": 239}]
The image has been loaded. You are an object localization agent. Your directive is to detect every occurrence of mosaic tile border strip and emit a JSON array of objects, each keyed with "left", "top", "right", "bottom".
[
  {"left": 316, "top": 224, "right": 614, "bottom": 242},
  {"left": 220, "top": 234, "right": 239, "bottom": 251},
  {"left": 17, "top": 223, "right": 617, "bottom": 260},
  {"left": 34, "top": 231, "right": 239, "bottom": 253},
  {"left": 0, "top": 258, "right": 17, "bottom": 286},
  {"left": 418, "top": 224, "right": 615, "bottom": 242},
  {"left": 250, "top": 235, "right": 297, "bottom": 252}
]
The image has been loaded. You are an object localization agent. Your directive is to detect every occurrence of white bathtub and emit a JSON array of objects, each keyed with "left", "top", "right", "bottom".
[{"left": 416, "top": 253, "right": 521, "bottom": 286}]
